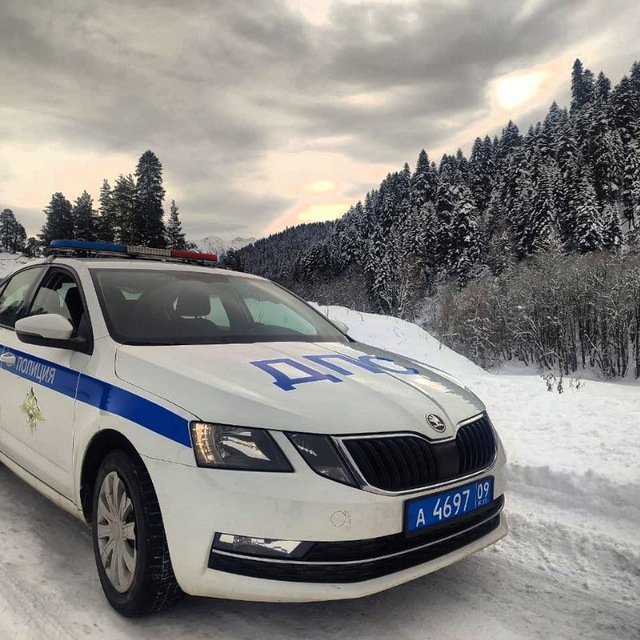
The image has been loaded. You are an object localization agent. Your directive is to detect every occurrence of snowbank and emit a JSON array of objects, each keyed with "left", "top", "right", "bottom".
[
  {"left": 0, "top": 252, "right": 30, "bottom": 278},
  {"left": 314, "top": 304, "right": 486, "bottom": 379}
]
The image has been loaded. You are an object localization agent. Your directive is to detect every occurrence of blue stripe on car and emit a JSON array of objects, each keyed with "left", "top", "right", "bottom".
[{"left": 0, "top": 344, "right": 192, "bottom": 448}]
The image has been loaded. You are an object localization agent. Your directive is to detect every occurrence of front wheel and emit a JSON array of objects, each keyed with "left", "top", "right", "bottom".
[{"left": 91, "top": 450, "right": 183, "bottom": 616}]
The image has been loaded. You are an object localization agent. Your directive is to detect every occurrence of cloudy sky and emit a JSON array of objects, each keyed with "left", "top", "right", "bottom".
[{"left": 1, "top": 0, "right": 638, "bottom": 241}]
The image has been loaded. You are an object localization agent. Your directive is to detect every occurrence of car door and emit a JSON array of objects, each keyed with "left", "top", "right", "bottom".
[
  {"left": 0, "top": 265, "right": 47, "bottom": 454},
  {"left": 0, "top": 266, "right": 91, "bottom": 500}
]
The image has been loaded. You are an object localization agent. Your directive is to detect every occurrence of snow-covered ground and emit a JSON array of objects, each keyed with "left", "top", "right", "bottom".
[{"left": 0, "top": 262, "right": 638, "bottom": 638}]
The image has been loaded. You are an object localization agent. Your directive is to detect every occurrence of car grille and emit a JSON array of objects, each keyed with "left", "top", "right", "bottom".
[
  {"left": 342, "top": 415, "right": 496, "bottom": 492},
  {"left": 209, "top": 496, "right": 504, "bottom": 583}
]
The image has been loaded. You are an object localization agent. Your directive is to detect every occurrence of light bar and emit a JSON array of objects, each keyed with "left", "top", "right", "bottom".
[{"left": 49, "top": 239, "right": 218, "bottom": 263}]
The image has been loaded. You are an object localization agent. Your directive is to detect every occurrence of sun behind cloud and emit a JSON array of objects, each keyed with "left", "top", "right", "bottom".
[{"left": 493, "top": 70, "right": 549, "bottom": 110}]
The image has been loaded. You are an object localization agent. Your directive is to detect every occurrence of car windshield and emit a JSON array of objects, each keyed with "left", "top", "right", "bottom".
[{"left": 90, "top": 268, "right": 347, "bottom": 346}]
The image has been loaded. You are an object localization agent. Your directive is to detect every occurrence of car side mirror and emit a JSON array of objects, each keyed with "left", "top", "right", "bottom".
[
  {"left": 15, "top": 313, "right": 77, "bottom": 349},
  {"left": 333, "top": 320, "right": 349, "bottom": 334}
]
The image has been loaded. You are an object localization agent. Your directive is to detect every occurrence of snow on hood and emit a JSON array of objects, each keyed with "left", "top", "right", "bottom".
[{"left": 115, "top": 340, "right": 485, "bottom": 436}]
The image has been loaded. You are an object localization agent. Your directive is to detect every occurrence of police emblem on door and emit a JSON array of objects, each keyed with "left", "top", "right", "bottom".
[{"left": 20, "top": 387, "right": 45, "bottom": 432}]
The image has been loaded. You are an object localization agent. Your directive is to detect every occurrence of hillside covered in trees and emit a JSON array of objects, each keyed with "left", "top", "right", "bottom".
[{"left": 239, "top": 58, "right": 640, "bottom": 378}]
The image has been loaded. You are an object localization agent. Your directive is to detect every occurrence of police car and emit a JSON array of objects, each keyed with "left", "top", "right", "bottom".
[{"left": 0, "top": 239, "right": 507, "bottom": 616}]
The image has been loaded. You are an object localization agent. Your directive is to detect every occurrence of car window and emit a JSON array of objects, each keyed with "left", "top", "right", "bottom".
[
  {"left": 245, "top": 298, "right": 316, "bottom": 335},
  {"left": 207, "top": 295, "right": 230, "bottom": 327},
  {"left": 0, "top": 267, "right": 45, "bottom": 329},
  {"left": 28, "top": 270, "right": 87, "bottom": 334},
  {"left": 31, "top": 287, "right": 69, "bottom": 318},
  {"left": 91, "top": 268, "right": 346, "bottom": 346}
]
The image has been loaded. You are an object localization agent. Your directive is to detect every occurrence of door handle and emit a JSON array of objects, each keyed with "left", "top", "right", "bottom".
[{"left": 0, "top": 352, "right": 16, "bottom": 367}]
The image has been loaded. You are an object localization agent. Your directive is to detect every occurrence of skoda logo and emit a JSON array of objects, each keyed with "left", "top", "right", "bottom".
[{"left": 426, "top": 414, "right": 446, "bottom": 433}]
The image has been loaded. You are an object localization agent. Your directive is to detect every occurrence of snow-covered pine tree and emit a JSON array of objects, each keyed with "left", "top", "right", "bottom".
[
  {"left": 410, "top": 150, "right": 438, "bottom": 212},
  {"left": 23, "top": 237, "right": 39, "bottom": 257},
  {"left": 590, "top": 126, "right": 624, "bottom": 206},
  {"left": 541, "top": 102, "right": 565, "bottom": 155},
  {"left": 41, "top": 192, "right": 74, "bottom": 245},
  {"left": 435, "top": 156, "right": 458, "bottom": 270},
  {"left": 449, "top": 186, "right": 481, "bottom": 288},
  {"left": 595, "top": 71, "right": 612, "bottom": 101},
  {"left": 611, "top": 76, "right": 640, "bottom": 145},
  {"left": 509, "top": 153, "right": 536, "bottom": 258},
  {"left": 530, "top": 156, "right": 561, "bottom": 253},
  {"left": 622, "top": 141, "right": 640, "bottom": 229},
  {"left": 574, "top": 62, "right": 597, "bottom": 110},
  {"left": 222, "top": 247, "right": 244, "bottom": 271},
  {"left": 0, "top": 209, "right": 26, "bottom": 253},
  {"left": 496, "top": 121, "right": 522, "bottom": 164},
  {"left": 419, "top": 201, "right": 437, "bottom": 267},
  {"left": 377, "top": 173, "right": 398, "bottom": 231},
  {"left": 330, "top": 199, "right": 368, "bottom": 270},
  {"left": 574, "top": 174, "right": 604, "bottom": 252},
  {"left": 469, "top": 136, "right": 495, "bottom": 212},
  {"left": 362, "top": 209, "right": 401, "bottom": 315},
  {"left": 97, "top": 179, "right": 117, "bottom": 242},
  {"left": 396, "top": 163, "right": 412, "bottom": 231},
  {"left": 165, "top": 200, "right": 187, "bottom": 250},
  {"left": 571, "top": 59, "right": 587, "bottom": 113},
  {"left": 134, "top": 150, "right": 166, "bottom": 247},
  {"left": 455, "top": 148, "right": 470, "bottom": 185},
  {"left": 73, "top": 191, "right": 96, "bottom": 241},
  {"left": 112, "top": 174, "right": 137, "bottom": 244}
]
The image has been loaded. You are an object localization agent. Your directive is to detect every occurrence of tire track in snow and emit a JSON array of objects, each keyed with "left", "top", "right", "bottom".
[{"left": 0, "top": 560, "right": 76, "bottom": 640}]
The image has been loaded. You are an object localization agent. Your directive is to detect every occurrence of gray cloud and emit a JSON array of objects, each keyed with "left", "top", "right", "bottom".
[{"left": 1, "top": 0, "right": 639, "bottom": 238}]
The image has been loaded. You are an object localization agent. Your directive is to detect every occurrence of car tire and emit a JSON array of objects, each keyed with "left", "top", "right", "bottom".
[{"left": 91, "top": 450, "right": 183, "bottom": 616}]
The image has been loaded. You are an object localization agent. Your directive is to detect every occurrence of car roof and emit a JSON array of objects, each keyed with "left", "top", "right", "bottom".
[{"left": 28, "top": 256, "right": 261, "bottom": 280}]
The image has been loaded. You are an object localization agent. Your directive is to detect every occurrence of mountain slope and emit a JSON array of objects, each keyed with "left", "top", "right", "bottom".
[{"left": 194, "top": 235, "right": 257, "bottom": 256}]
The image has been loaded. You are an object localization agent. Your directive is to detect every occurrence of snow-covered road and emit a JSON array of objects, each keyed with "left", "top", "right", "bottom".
[
  {"left": 0, "top": 419, "right": 637, "bottom": 640},
  {"left": 0, "top": 293, "right": 638, "bottom": 639}
]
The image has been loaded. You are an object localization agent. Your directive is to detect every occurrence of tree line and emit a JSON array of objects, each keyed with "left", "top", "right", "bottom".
[
  {"left": 238, "top": 58, "right": 640, "bottom": 377},
  {"left": 0, "top": 150, "right": 191, "bottom": 256},
  {"left": 40, "top": 150, "right": 189, "bottom": 250}
]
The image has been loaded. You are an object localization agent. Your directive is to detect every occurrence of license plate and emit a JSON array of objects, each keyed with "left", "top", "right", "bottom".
[{"left": 405, "top": 477, "right": 494, "bottom": 533}]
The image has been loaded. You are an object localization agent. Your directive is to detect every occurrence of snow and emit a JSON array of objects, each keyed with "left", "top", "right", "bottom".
[
  {"left": 0, "top": 252, "right": 31, "bottom": 275},
  {"left": 0, "top": 264, "right": 638, "bottom": 638},
  {"left": 193, "top": 235, "right": 256, "bottom": 256}
]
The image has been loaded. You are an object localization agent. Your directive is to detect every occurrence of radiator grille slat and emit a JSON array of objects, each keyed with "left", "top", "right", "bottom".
[{"left": 343, "top": 415, "right": 497, "bottom": 492}]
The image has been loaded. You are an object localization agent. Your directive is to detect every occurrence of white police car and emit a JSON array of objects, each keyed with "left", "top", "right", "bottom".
[{"left": 0, "top": 239, "right": 507, "bottom": 616}]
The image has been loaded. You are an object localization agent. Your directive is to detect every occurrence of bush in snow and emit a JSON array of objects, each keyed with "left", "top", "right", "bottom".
[{"left": 434, "top": 250, "right": 640, "bottom": 379}]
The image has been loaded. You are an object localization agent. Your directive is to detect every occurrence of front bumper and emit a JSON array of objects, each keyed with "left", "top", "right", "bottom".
[
  {"left": 145, "top": 437, "right": 507, "bottom": 602},
  {"left": 210, "top": 496, "right": 504, "bottom": 583}
]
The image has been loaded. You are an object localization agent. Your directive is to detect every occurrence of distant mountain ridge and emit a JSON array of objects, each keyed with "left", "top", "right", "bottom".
[{"left": 194, "top": 235, "right": 257, "bottom": 256}]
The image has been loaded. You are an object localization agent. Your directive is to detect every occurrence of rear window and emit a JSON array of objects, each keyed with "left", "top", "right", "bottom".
[{"left": 90, "top": 268, "right": 346, "bottom": 346}]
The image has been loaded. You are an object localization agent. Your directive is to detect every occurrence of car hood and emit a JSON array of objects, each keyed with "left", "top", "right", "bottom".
[{"left": 114, "top": 340, "right": 485, "bottom": 437}]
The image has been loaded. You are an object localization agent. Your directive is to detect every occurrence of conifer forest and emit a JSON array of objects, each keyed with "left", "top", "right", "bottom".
[{"left": 238, "top": 59, "right": 640, "bottom": 379}]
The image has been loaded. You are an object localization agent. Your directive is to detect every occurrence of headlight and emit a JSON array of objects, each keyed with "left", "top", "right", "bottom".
[
  {"left": 287, "top": 433, "right": 358, "bottom": 487},
  {"left": 190, "top": 423, "right": 292, "bottom": 471}
]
